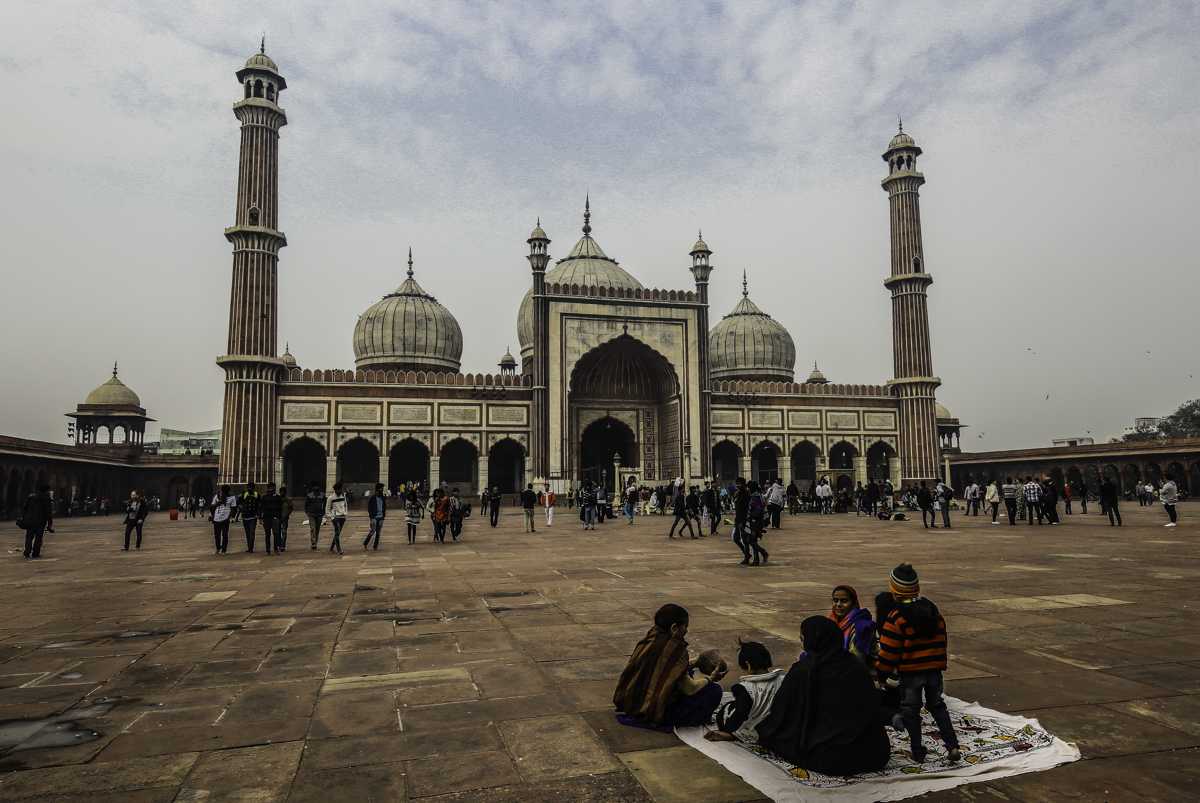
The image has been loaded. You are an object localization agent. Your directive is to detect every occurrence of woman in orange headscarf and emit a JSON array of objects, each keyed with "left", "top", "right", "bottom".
[{"left": 829, "top": 585, "right": 877, "bottom": 668}]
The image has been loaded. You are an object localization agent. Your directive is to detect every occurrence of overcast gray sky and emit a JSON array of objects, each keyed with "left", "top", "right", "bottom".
[{"left": 2, "top": 0, "right": 1197, "bottom": 451}]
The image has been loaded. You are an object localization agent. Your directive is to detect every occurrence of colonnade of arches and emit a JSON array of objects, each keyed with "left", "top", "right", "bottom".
[
  {"left": 953, "top": 460, "right": 1199, "bottom": 496},
  {"left": 282, "top": 435, "right": 528, "bottom": 497},
  {"left": 710, "top": 438, "right": 897, "bottom": 491}
]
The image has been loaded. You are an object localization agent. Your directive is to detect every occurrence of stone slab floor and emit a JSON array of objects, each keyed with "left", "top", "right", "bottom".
[{"left": 1, "top": 502, "right": 1199, "bottom": 802}]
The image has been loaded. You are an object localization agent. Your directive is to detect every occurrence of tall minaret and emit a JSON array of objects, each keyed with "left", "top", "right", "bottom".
[
  {"left": 217, "top": 42, "right": 288, "bottom": 485},
  {"left": 882, "top": 122, "right": 941, "bottom": 484},
  {"left": 527, "top": 216, "right": 551, "bottom": 485},
  {"left": 689, "top": 232, "right": 713, "bottom": 480}
]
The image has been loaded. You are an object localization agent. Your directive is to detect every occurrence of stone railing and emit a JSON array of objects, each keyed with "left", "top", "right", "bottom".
[
  {"left": 711, "top": 380, "right": 894, "bottom": 397},
  {"left": 544, "top": 283, "right": 698, "bottom": 303},
  {"left": 284, "top": 369, "right": 532, "bottom": 387}
]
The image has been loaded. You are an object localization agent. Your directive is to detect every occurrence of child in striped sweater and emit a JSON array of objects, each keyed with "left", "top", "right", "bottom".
[{"left": 875, "top": 562, "right": 961, "bottom": 764}]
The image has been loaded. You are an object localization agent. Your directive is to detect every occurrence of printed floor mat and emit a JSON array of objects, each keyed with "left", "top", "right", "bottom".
[{"left": 675, "top": 695, "right": 1079, "bottom": 802}]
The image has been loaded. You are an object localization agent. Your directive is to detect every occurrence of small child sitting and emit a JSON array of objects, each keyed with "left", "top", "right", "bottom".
[
  {"left": 704, "top": 639, "right": 785, "bottom": 743},
  {"left": 876, "top": 562, "right": 961, "bottom": 764}
]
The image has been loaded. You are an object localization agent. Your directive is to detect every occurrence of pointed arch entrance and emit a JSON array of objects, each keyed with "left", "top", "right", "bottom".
[
  {"left": 568, "top": 334, "right": 680, "bottom": 486},
  {"left": 580, "top": 417, "right": 635, "bottom": 493},
  {"left": 487, "top": 438, "right": 525, "bottom": 494},
  {"left": 390, "top": 438, "right": 430, "bottom": 493},
  {"left": 285, "top": 436, "right": 326, "bottom": 494}
]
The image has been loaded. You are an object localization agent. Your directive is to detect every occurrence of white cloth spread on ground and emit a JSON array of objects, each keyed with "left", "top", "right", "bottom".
[{"left": 676, "top": 694, "right": 1079, "bottom": 803}]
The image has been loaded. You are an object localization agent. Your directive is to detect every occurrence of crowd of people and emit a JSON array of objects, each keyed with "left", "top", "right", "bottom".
[
  {"left": 613, "top": 562, "right": 959, "bottom": 771},
  {"left": 13, "top": 469, "right": 1184, "bottom": 559}
]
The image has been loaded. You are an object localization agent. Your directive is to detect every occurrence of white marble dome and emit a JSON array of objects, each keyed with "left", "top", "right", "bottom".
[
  {"left": 708, "top": 283, "right": 796, "bottom": 383},
  {"left": 353, "top": 255, "right": 463, "bottom": 374}
]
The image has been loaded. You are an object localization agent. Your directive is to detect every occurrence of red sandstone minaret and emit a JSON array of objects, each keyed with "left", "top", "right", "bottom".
[
  {"left": 882, "top": 122, "right": 941, "bottom": 484},
  {"left": 217, "top": 42, "right": 288, "bottom": 484}
]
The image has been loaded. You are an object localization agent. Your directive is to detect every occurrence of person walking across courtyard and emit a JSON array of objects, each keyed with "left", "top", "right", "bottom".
[
  {"left": 305, "top": 481, "right": 325, "bottom": 549},
  {"left": 21, "top": 484, "right": 53, "bottom": 558},
  {"left": 540, "top": 484, "right": 556, "bottom": 527},
  {"left": 276, "top": 486, "right": 292, "bottom": 553},
  {"left": 238, "top": 481, "right": 261, "bottom": 552},
  {"left": 489, "top": 486, "right": 502, "bottom": 528},
  {"left": 917, "top": 481, "right": 936, "bottom": 529},
  {"left": 668, "top": 483, "right": 697, "bottom": 538},
  {"left": 1100, "top": 477, "right": 1122, "bottom": 526},
  {"left": 122, "top": 490, "right": 149, "bottom": 551},
  {"left": 325, "top": 482, "right": 348, "bottom": 553},
  {"left": 1161, "top": 472, "right": 1179, "bottom": 527},
  {"left": 211, "top": 485, "right": 235, "bottom": 555},
  {"left": 449, "top": 488, "right": 465, "bottom": 540},
  {"left": 259, "top": 483, "right": 282, "bottom": 556},
  {"left": 364, "top": 483, "right": 386, "bottom": 549},
  {"left": 405, "top": 491, "right": 422, "bottom": 544},
  {"left": 581, "top": 480, "right": 597, "bottom": 530},
  {"left": 767, "top": 478, "right": 786, "bottom": 529},
  {"left": 985, "top": 479, "right": 1001, "bottom": 523},
  {"left": 624, "top": 482, "right": 638, "bottom": 524},
  {"left": 521, "top": 483, "right": 538, "bottom": 532}
]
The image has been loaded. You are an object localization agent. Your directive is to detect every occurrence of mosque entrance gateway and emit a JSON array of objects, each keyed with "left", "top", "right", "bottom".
[{"left": 567, "top": 335, "right": 681, "bottom": 489}]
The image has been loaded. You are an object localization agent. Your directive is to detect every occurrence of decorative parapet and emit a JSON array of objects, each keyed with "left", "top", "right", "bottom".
[
  {"left": 282, "top": 369, "right": 533, "bottom": 387},
  {"left": 710, "top": 380, "right": 895, "bottom": 398},
  {"left": 543, "top": 283, "right": 699, "bottom": 304}
]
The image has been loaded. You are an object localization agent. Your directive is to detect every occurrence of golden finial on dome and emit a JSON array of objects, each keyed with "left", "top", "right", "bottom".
[
  {"left": 582, "top": 194, "right": 591, "bottom": 235},
  {"left": 742, "top": 270, "right": 748, "bottom": 298},
  {"left": 407, "top": 247, "right": 413, "bottom": 278},
  {"left": 113, "top": 360, "right": 118, "bottom": 378}
]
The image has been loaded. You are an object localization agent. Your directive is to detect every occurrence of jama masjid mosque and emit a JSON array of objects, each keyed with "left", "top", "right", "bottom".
[{"left": 218, "top": 47, "right": 955, "bottom": 498}]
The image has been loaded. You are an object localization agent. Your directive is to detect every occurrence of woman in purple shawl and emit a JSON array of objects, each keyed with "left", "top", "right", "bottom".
[{"left": 829, "top": 585, "right": 876, "bottom": 668}]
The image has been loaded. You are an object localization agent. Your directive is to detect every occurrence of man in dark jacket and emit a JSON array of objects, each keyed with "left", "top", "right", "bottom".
[
  {"left": 364, "top": 483, "right": 387, "bottom": 549},
  {"left": 917, "top": 481, "right": 936, "bottom": 529},
  {"left": 489, "top": 486, "right": 502, "bottom": 528},
  {"left": 731, "top": 477, "right": 751, "bottom": 561},
  {"left": 122, "top": 490, "right": 149, "bottom": 551},
  {"left": 702, "top": 482, "right": 720, "bottom": 535},
  {"left": 239, "top": 482, "right": 261, "bottom": 553},
  {"left": 305, "top": 481, "right": 326, "bottom": 549},
  {"left": 667, "top": 485, "right": 696, "bottom": 538},
  {"left": 260, "top": 483, "right": 283, "bottom": 555},
  {"left": 23, "top": 484, "right": 53, "bottom": 558},
  {"left": 1099, "top": 477, "right": 1122, "bottom": 526}
]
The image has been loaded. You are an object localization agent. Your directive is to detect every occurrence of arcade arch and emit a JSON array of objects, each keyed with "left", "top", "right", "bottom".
[
  {"left": 390, "top": 438, "right": 430, "bottom": 492},
  {"left": 487, "top": 438, "right": 525, "bottom": 494},
  {"left": 284, "top": 436, "right": 326, "bottom": 494}
]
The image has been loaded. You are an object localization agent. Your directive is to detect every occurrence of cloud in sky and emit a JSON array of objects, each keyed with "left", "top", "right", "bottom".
[{"left": 1, "top": 0, "right": 1197, "bottom": 450}]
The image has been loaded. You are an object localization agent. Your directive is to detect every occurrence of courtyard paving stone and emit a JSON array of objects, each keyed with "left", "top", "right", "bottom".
[{"left": 1, "top": 502, "right": 1199, "bottom": 800}]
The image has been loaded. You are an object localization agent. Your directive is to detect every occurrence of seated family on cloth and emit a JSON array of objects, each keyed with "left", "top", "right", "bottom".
[{"left": 612, "top": 562, "right": 960, "bottom": 775}]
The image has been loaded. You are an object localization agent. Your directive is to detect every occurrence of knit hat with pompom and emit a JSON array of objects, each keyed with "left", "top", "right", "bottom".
[{"left": 890, "top": 562, "right": 920, "bottom": 598}]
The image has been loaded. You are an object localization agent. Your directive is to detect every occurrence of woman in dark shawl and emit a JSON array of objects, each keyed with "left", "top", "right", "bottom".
[{"left": 756, "top": 616, "right": 891, "bottom": 776}]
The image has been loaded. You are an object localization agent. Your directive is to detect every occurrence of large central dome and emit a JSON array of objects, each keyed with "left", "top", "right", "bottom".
[
  {"left": 517, "top": 205, "right": 643, "bottom": 363},
  {"left": 353, "top": 251, "right": 463, "bottom": 374}
]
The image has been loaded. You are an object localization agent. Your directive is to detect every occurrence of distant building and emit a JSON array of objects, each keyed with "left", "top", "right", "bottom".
[
  {"left": 1052, "top": 437, "right": 1094, "bottom": 447},
  {"left": 1107, "top": 417, "right": 1161, "bottom": 443},
  {"left": 154, "top": 429, "right": 222, "bottom": 455}
]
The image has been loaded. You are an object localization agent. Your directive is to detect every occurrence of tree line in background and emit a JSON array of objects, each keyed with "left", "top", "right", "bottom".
[{"left": 1124, "top": 400, "right": 1200, "bottom": 441}]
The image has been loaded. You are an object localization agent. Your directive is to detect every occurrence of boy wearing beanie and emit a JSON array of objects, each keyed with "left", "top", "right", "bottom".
[{"left": 875, "top": 562, "right": 960, "bottom": 764}]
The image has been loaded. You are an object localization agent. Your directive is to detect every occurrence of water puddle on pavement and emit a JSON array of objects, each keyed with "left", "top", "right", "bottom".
[{"left": 0, "top": 698, "right": 118, "bottom": 755}]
